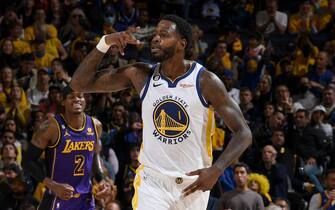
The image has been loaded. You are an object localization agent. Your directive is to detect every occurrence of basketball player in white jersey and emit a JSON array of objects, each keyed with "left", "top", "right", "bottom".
[{"left": 71, "top": 15, "right": 252, "bottom": 210}]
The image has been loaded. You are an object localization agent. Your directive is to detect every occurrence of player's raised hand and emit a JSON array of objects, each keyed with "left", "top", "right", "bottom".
[
  {"left": 104, "top": 27, "right": 141, "bottom": 55},
  {"left": 182, "top": 166, "right": 221, "bottom": 197},
  {"left": 52, "top": 182, "right": 75, "bottom": 200}
]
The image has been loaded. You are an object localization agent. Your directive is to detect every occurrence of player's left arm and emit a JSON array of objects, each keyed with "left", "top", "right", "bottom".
[
  {"left": 92, "top": 118, "right": 110, "bottom": 199},
  {"left": 183, "top": 69, "right": 252, "bottom": 196}
]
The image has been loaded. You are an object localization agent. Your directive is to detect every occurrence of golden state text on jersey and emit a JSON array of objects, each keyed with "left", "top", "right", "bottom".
[{"left": 152, "top": 97, "right": 191, "bottom": 144}]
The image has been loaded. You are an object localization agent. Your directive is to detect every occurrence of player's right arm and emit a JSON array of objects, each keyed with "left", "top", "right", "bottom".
[
  {"left": 22, "top": 119, "right": 74, "bottom": 200},
  {"left": 70, "top": 29, "right": 150, "bottom": 94}
]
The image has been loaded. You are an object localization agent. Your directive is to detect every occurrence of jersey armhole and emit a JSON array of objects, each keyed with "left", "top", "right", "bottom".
[
  {"left": 140, "top": 64, "right": 156, "bottom": 101},
  {"left": 92, "top": 117, "right": 99, "bottom": 144},
  {"left": 196, "top": 67, "right": 209, "bottom": 107},
  {"left": 48, "top": 117, "right": 61, "bottom": 148}
]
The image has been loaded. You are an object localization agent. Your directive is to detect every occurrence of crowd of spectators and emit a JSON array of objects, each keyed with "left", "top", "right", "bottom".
[{"left": 0, "top": 0, "right": 335, "bottom": 209}]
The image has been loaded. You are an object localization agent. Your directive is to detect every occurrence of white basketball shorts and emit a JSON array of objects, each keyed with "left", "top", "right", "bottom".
[{"left": 132, "top": 165, "right": 210, "bottom": 210}]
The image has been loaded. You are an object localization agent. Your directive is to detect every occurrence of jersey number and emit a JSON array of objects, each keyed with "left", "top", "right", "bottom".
[{"left": 74, "top": 155, "right": 85, "bottom": 176}]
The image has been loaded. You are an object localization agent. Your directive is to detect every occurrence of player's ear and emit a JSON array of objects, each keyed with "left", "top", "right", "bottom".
[{"left": 178, "top": 38, "right": 187, "bottom": 50}]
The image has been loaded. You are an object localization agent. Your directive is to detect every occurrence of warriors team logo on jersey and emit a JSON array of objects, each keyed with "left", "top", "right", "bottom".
[{"left": 152, "top": 98, "right": 191, "bottom": 144}]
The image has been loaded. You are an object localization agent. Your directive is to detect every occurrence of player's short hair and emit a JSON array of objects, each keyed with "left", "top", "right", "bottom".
[
  {"left": 161, "top": 14, "right": 192, "bottom": 51},
  {"left": 62, "top": 85, "right": 74, "bottom": 99}
]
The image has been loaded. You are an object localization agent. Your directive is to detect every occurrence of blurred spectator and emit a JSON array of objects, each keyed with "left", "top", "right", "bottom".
[
  {"left": 5, "top": 84, "right": 31, "bottom": 129},
  {"left": 275, "top": 59, "right": 299, "bottom": 94},
  {"left": 308, "top": 168, "right": 335, "bottom": 209},
  {"left": 289, "top": 1, "right": 316, "bottom": 33},
  {"left": 26, "top": 67, "right": 50, "bottom": 110},
  {"left": 222, "top": 27, "right": 243, "bottom": 56},
  {"left": 239, "top": 87, "right": 259, "bottom": 124},
  {"left": 0, "top": 163, "right": 35, "bottom": 210},
  {"left": 64, "top": 41, "right": 90, "bottom": 76},
  {"left": 254, "top": 75, "right": 273, "bottom": 110},
  {"left": 105, "top": 200, "right": 122, "bottom": 210},
  {"left": 287, "top": 109, "right": 328, "bottom": 163},
  {"left": 254, "top": 145, "right": 289, "bottom": 199},
  {"left": 206, "top": 40, "right": 232, "bottom": 74},
  {"left": 117, "top": 144, "right": 140, "bottom": 209},
  {"left": 245, "top": 32, "right": 265, "bottom": 61},
  {"left": 292, "top": 77, "right": 319, "bottom": 111},
  {"left": 310, "top": 105, "right": 333, "bottom": 139},
  {"left": 312, "top": 0, "right": 335, "bottom": 33},
  {"left": 0, "top": 38, "right": 21, "bottom": 70},
  {"left": 201, "top": 0, "right": 220, "bottom": 20},
  {"left": 253, "top": 110, "right": 286, "bottom": 150},
  {"left": 70, "top": 17, "right": 98, "bottom": 57},
  {"left": 274, "top": 197, "right": 291, "bottom": 210},
  {"left": 114, "top": 0, "right": 139, "bottom": 32},
  {"left": 270, "top": 129, "right": 296, "bottom": 179},
  {"left": 274, "top": 85, "right": 293, "bottom": 113},
  {"left": 256, "top": 0, "right": 288, "bottom": 35},
  {"left": 31, "top": 37, "right": 57, "bottom": 69},
  {"left": 0, "top": 67, "right": 17, "bottom": 105},
  {"left": 307, "top": 51, "right": 333, "bottom": 95},
  {"left": 59, "top": 7, "right": 87, "bottom": 43},
  {"left": 240, "top": 57, "right": 262, "bottom": 91},
  {"left": 24, "top": 7, "right": 57, "bottom": 41},
  {"left": 17, "top": 0, "right": 35, "bottom": 28},
  {"left": 38, "top": 84, "right": 62, "bottom": 115},
  {"left": 47, "top": 0, "right": 65, "bottom": 29},
  {"left": 293, "top": 33, "right": 319, "bottom": 77},
  {"left": 1, "top": 130, "right": 21, "bottom": 166},
  {"left": 322, "top": 87, "right": 335, "bottom": 126},
  {"left": 248, "top": 173, "right": 272, "bottom": 206},
  {"left": 16, "top": 53, "right": 37, "bottom": 91},
  {"left": 220, "top": 70, "right": 240, "bottom": 104},
  {"left": 7, "top": 20, "right": 32, "bottom": 55},
  {"left": 0, "top": 143, "right": 19, "bottom": 167},
  {"left": 50, "top": 58, "right": 71, "bottom": 88},
  {"left": 0, "top": 6, "right": 20, "bottom": 39},
  {"left": 219, "top": 162, "right": 265, "bottom": 210},
  {"left": 189, "top": 25, "right": 208, "bottom": 62}
]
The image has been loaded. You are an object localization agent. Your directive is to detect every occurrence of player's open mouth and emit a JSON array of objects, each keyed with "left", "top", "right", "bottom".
[{"left": 151, "top": 45, "right": 161, "bottom": 53}]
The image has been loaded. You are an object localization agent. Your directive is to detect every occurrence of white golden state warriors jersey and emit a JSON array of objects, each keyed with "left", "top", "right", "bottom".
[{"left": 140, "top": 61, "right": 215, "bottom": 178}]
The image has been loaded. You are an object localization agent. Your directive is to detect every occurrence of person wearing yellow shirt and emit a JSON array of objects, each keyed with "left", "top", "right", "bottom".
[
  {"left": 5, "top": 85, "right": 31, "bottom": 129},
  {"left": 45, "top": 37, "right": 68, "bottom": 60},
  {"left": 32, "top": 37, "right": 56, "bottom": 69},
  {"left": 289, "top": 1, "right": 316, "bottom": 33},
  {"left": 24, "top": 8, "right": 57, "bottom": 42},
  {"left": 0, "top": 67, "right": 16, "bottom": 105},
  {"left": 312, "top": 0, "right": 335, "bottom": 32},
  {"left": 206, "top": 41, "right": 232, "bottom": 74},
  {"left": 7, "top": 21, "right": 31, "bottom": 55},
  {"left": 293, "top": 33, "right": 319, "bottom": 76}
]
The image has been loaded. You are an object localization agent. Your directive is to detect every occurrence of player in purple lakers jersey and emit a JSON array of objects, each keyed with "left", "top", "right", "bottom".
[{"left": 23, "top": 86, "right": 109, "bottom": 210}]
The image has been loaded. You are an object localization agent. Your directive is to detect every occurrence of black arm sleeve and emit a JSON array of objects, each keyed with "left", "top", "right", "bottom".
[
  {"left": 22, "top": 143, "right": 48, "bottom": 182},
  {"left": 92, "top": 153, "right": 105, "bottom": 182}
]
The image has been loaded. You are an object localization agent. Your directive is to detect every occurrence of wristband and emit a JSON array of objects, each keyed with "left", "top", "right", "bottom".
[{"left": 96, "top": 35, "right": 110, "bottom": 53}]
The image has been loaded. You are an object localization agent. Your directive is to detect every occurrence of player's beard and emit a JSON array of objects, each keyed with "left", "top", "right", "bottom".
[{"left": 151, "top": 45, "right": 176, "bottom": 62}]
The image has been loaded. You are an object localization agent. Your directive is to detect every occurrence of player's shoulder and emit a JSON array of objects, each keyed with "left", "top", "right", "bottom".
[{"left": 91, "top": 116, "right": 102, "bottom": 127}]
